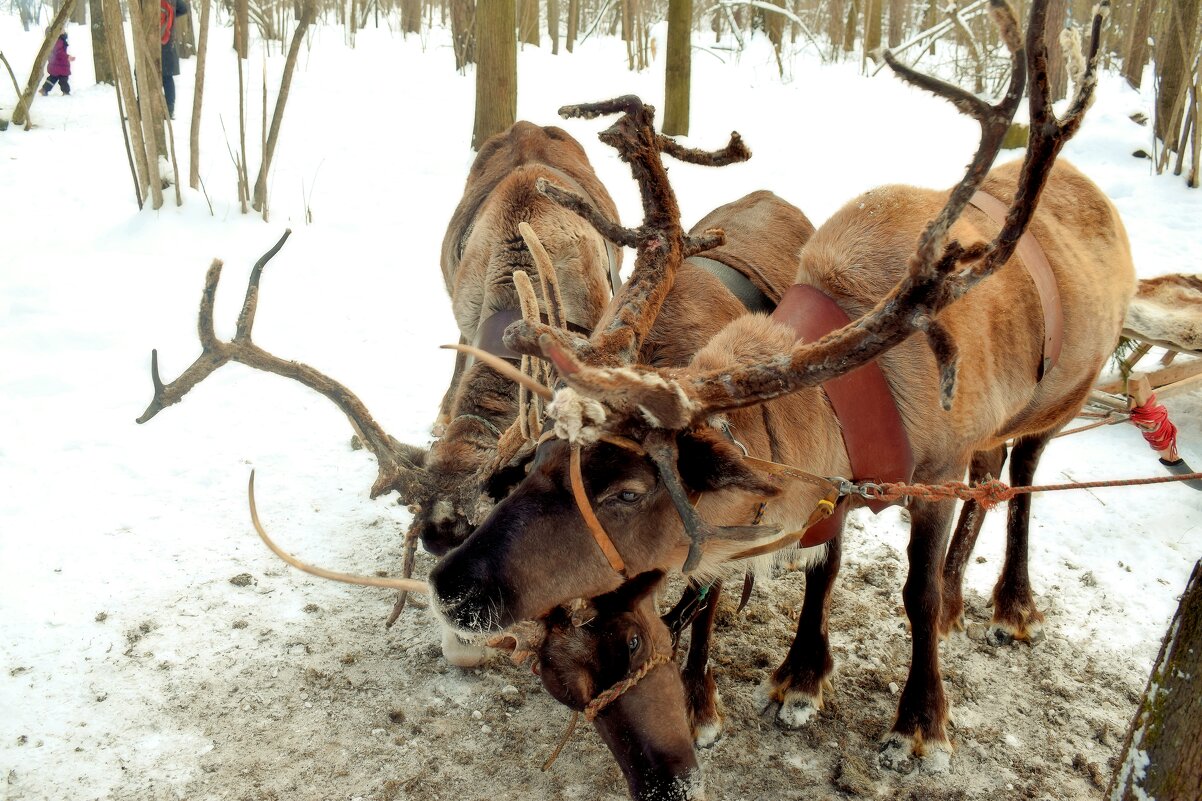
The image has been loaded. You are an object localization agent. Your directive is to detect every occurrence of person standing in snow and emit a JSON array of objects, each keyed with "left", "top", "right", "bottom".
[
  {"left": 40, "top": 32, "right": 74, "bottom": 96},
  {"left": 160, "top": 0, "right": 189, "bottom": 119}
]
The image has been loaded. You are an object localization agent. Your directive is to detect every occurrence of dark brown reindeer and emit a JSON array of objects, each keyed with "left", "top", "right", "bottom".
[
  {"left": 431, "top": 0, "right": 1132, "bottom": 770},
  {"left": 137, "top": 121, "right": 621, "bottom": 663}
]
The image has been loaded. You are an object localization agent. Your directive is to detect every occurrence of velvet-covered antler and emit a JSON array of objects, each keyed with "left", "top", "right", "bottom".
[
  {"left": 546, "top": 0, "right": 1109, "bottom": 430},
  {"left": 504, "top": 95, "right": 749, "bottom": 368}
]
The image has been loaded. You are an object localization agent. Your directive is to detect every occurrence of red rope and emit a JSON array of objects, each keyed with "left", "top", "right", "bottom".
[{"left": 1129, "top": 393, "right": 1179, "bottom": 455}]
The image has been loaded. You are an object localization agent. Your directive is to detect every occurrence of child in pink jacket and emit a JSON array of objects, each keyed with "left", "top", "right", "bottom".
[{"left": 40, "top": 32, "right": 74, "bottom": 96}]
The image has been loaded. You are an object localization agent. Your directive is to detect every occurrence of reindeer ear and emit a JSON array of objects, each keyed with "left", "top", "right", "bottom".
[
  {"left": 597, "top": 569, "right": 665, "bottom": 615},
  {"left": 677, "top": 427, "right": 781, "bottom": 497}
]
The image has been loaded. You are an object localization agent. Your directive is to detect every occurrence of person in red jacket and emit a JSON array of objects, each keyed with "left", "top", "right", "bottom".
[{"left": 40, "top": 32, "right": 74, "bottom": 96}]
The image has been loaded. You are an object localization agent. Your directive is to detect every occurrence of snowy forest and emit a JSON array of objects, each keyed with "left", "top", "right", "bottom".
[{"left": 2, "top": 1, "right": 1201, "bottom": 800}]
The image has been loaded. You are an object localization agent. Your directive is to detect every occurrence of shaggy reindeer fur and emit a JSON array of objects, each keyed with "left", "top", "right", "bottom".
[{"left": 1124, "top": 273, "right": 1202, "bottom": 353}]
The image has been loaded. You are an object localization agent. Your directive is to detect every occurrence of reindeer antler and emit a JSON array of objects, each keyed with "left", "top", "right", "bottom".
[
  {"left": 548, "top": 0, "right": 1107, "bottom": 428},
  {"left": 139, "top": 230, "right": 428, "bottom": 500},
  {"left": 504, "top": 95, "right": 750, "bottom": 368}
]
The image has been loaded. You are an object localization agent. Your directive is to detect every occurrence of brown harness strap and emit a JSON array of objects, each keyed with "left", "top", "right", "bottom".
[
  {"left": 772, "top": 284, "right": 916, "bottom": 525},
  {"left": 685, "top": 255, "right": 776, "bottom": 314},
  {"left": 968, "top": 190, "right": 1063, "bottom": 380},
  {"left": 472, "top": 308, "right": 592, "bottom": 363},
  {"left": 569, "top": 444, "right": 629, "bottom": 577}
]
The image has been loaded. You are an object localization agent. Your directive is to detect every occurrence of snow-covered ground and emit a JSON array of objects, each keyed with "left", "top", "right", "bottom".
[{"left": 2, "top": 11, "right": 1200, "bottom": 801}]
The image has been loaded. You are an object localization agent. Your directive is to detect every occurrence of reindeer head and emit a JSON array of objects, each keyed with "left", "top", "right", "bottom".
[
  {"left": 432, "top": 0, "right": 1109, "bottom": 637},
  {"left": 535, "top": 570, "right": 703, "bottom": 801}
]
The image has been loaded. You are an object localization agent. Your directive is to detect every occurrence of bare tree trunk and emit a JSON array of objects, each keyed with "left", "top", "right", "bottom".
[
  {"left": 566, "top": 0, "right": 578, "bottom": 51},
  {"left": 72, "top": 0, "right": 86, "bottom": 25},
  {"left": 235, "top": 0, "right": 249, "bottom": 57},
  {"left": 11, "top": 0, "right": 74, "bottom": 127},
  {"left": 252, "top": 0, "right": 315, "bottom": 211},
  {"left": 472, "top": 0, "right": 515, "bottom": 150},
  {"left": 519, "top": 0, "right": 539, "bottom": 46},
  {"left": 1046, "top": 0, "right": 1067, "bottom": 101},
  {"left": 450, "top": 0, "right": 475, "bottom": 70},
  {"left": 190, "top": 0, "right": 210, "bottom": 190},
  {"left": 621, "top": 0, "right": 633, "bottom": 69},
  {"left": 1122, "top": 0, "right": 1156, "bottom": 89},
  {"left": 548, "top": 0, "right": 559, "bottom": 53},
  {"left": 826, "top": 0, "right": 844, "bottom": 58},
  {"left": 1155, "top": 0, "right": 1202, "bottom": 150},
  {"left": 128, "top": 0, "right": 166, "bottom": 208},
  {"left": 863, "top": 0, "right": 880, "bottom": 56},
  {"left": 1107, "top": 560, "right": 1202, "bottom": 800},
  {"left": 102, "top": 0, "right": 151, "bottom": 197},
  {"left": 886, "top": 0, "right": 903, "bottom": 48},
  {"left": 88, "top": 0, "right": 114, "bottom": 83},
  {"left": 663, "top": 0, "right": 690, "bottom": 136},
  {"left": 401, "top": 0, "right": 420, "bottom": 32},
  {"left": 764, "top": 0, "right": 785, "bottom": 75},
  {"left": 842, "top": 0, "right": 857, "bottom": 53}
]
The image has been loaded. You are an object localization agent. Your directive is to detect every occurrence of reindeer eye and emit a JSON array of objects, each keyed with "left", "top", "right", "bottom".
[
  {"left": 617, "top": 490, "right": 640, "bottom": 503},
  {"left": 628, "top": 634, "right": 640, "bottom": 653}
]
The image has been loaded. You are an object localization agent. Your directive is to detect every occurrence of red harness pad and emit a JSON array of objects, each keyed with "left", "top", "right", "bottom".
[{"left": 770, "top": 284, "right": 915, "bottom": 546}]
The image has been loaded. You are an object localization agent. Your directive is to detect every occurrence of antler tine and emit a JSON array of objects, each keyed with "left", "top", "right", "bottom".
[
  {"left": 139, "top": 233, "right": 425, "bottom": 501},
  {"left": 951, "top": 0, "right": 1110, "bottom": 295},
  {"left": 541, "top": 95, "right": 751, "bottom": 366},
  {"left": 884, "top": 0, "right": 1026, "bottom": 272},
  {"left": 657, "top": 131, "right": 751, "bottom": 167}
]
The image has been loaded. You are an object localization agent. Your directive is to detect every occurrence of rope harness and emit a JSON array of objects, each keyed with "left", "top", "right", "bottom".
[
  {"left": 542, "top": 650, "right": 674, "bottom": 772},
  {"left": 1128, "top": 392, "right": 1179, "bottom": 459}
]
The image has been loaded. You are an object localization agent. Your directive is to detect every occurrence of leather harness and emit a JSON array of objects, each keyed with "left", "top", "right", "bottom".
[
  {"left": 770, "top": 284, "right": 916, "bottom": 547},
  {"left": 969, "top": 190, "right": 1063, "bottom": 379}
]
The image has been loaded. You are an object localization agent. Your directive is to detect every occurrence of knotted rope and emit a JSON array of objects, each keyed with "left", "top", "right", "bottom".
[
  {"left": 583, "top": 651, "right": 673, "bottom": 721},
  {"left": 862, "top": 470, "right": 1202, "bottom": 510}
]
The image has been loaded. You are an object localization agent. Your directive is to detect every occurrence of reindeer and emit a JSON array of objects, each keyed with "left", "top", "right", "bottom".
[
  {"left": 430, "top": 0, "right": 1133, "bottom": 769},
  {"left": 137, "top": 121, "right": 621, "bottom": 663}
]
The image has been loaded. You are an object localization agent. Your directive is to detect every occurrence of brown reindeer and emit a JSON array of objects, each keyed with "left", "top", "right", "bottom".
[
  {"left": 137, "top": 121, "right": 621, "bottom": 664},
  {"left": 137, "top": 120, "right": 619, "bottom": 558},
  {"left": 430, "top": 0, "right": 1132, "bottom": 769}
]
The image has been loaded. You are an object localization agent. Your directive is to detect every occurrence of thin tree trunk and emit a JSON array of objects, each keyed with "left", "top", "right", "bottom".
[
  {"left": 566, "top": 0, "right": 578, "bottom": 51},
  {"left": 472, "top": 0, "right": 515, "bottom": 150},
  {"left": 450, "top": 0, "right": 475, "bottom": 70},
  {"left": 842, "top": 0, "right": 858, "bottom": 53},
  {"left": 1107, "top": 560, "right": 1202, "bottom": 799},
  {"left": 128, "top": 0, "right": 165, "bottom": 208},
  {"left": 663, "top": 0, "right": 690, "bottom": 135},
  {"left": 88, "top": 0, "right": 114, "bottom": 83},
  {"left": 252, "top": 0, "right": 316, "bottom": 211},
  {"left": 102, "top": 0, "right": 151, "bottom": 197},
  {"left": 1155, "top": 0, "right": 1202, "bottom": 150},
  {"left": 401, "top": 0, "right": 421, "bottom": 32},
  {"left": 11, "top": 0, "right": 74, "bottom": 127},
  {"left": 1046, "top": 0, "right": 1067, "bottom": 101},
  {"left": 886, "top": 0, "right": 903, "bottom": 48},
  {"left": 520, "top": 0, "right": 540, "bottom": 46},
  {"left": 548, "top": 0, "right": 559, "bottom": 53},
  {"left": 190, "top": 0, "right": 210, "bottom": 190},
  {"left": 864, "top": 0, "right": 881, "bottom": 56},
  {"left": 72, "top": 0, "right": 86, "bottom": 25},
  {"left": 1122, "top": 0, "right": 1156, "bottom": 89},
  {"left": 236, "top": 0, "right": 249, "bottom": 58}
]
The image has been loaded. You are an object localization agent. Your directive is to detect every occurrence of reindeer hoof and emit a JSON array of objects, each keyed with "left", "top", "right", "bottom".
[
  {"left": 878, "top": 735, "right": 917, "bottom": 774},
  {"left": 755, "top": 679, "right": 825, "bottom": 729},
  {"left": 879, "top": 733, "right": 952, "bottom": 773},
  {"left": 693, "top": 720, "right": 723, "bottom": 748},
  {"left": 986, "top": 618, "right": 1045, "bottom": 647}
]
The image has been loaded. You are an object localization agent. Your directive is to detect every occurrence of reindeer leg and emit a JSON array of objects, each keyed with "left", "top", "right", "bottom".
[
  {"left": 987, "top": 432, "right": 1052, "bottom": 646},
  {"left": 881, "top": 498, "right": 953, "bottom": 773},
  {"left": 941, "top": 445, "right": 1008, "bottom": 637},
  {"left": 681, "top": 580, "right": 723, "bottom": 747},
  {"left": 759, "top": 535, "right": 841, "bottom": 729}
]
